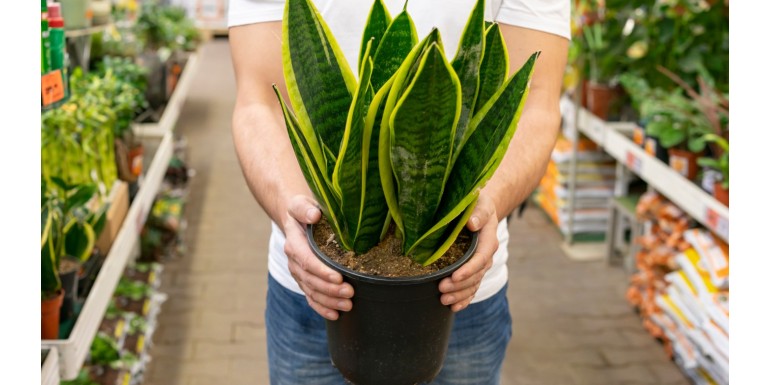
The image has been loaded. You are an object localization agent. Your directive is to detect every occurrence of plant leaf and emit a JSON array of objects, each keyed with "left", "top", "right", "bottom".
[
  {"left": 389, "top": 43, "right": 461, "bottom": 253},
  {"left": 41, "top": 204, "right": 61, "bottom": 294},
  {"left": 410, "top": 51, "right": 538, "bottom": 259},
  {"left": 273, "top": 85, "right": 350, "bottom": 249},
  {"left": 282, "top": 0, "right": 356, "bottom": 178},
  {"left": 64, "top": 217, "right": 96, "bottom": 263},
  {"left": 439, "top": 52, "right": 539, "bottom": 221},
  {"left": 358, "top": 0, "right": 392, "bottom": 74},
  {"left": 379, "top": 28, "right": 443, "bottom": 236},
  {"left": 334, "top": 42, "right": 376, "bottom": 252},
  {"left": 475, "top": 23, "right": 509, "bottom": 115},
  {"left": 451, "top": 0, "right": 486, "bottom": 161},
  {"left": 370, "top": 9, "right": 418, "bottom": 91}
]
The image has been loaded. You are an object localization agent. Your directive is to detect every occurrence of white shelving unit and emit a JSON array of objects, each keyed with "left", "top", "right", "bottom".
[
  {"left": 560, "top": 96, "right": 729, "bottom": 244},
  {"left": 41, "top": 132, "right": 175, "bottom": 380},
  {"left": 41, "top": 347, "right": 60, "bottom": 385},
  {"left": 40, "top": 47, "right": 198, "bottom": 380}
]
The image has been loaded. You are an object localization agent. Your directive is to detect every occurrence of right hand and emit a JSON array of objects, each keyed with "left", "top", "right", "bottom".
[{"left": 283, "top": 195, "right": 354, "bottom": 320}]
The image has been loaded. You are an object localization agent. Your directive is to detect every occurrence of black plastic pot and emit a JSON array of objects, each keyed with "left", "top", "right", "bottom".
[
  {"left": 59, "top": 257, "right": 81, "bottom": 323},
  {"left": 307, "top": 225, "right": 478, "bottom": 385}
]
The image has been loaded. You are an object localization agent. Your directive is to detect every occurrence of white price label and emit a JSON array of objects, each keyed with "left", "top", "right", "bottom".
[
  {"left": 625, "top": 151, "right": 643, "bottom": 174},
  {"left": 705, "top": 208, "right": 729, "bottom": 241}
]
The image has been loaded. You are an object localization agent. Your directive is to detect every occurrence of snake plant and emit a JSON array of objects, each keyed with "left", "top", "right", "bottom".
[{"left": 276, "top": 0, "right": 538, "bottom": 265}]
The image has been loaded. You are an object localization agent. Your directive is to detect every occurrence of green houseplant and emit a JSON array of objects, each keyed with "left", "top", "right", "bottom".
[
  {"left": 697, "top": 133, "right": 728, "bottom": 206},
  {"left": 42, "top": 180, "right": 107, "bottom": 336},
  {"left": 276, "top": 0, "right": 537, "bottom": 383}
]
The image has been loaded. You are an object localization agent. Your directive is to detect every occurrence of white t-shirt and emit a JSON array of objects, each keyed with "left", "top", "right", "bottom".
[{"left": 228, "top": 0, "right": 570, "bottom": 303}]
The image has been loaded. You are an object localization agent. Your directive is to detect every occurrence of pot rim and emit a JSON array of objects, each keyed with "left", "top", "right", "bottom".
[{"left": 306, "top": 223, "right": 478, "bottom": 285}]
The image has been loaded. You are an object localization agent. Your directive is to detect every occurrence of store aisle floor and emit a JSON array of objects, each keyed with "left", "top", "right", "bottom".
[{"left": 144, "top": 39, "right": 690, "bottom": 385}]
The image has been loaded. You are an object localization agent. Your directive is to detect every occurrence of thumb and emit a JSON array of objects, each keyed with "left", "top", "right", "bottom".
[{"left": 288, "top": 195, "right": 322, "bottom": 224}]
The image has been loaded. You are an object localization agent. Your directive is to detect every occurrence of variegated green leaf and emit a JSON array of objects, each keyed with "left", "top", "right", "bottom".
[
  {"left": 378, "top": 29, "right": 442, "bottom": 236},
  {"left": 438, "top": 52, "right": 540, "bottom": 221},
  {"left": 283, "top": 0, "right": 356, "bottom": 178},
  {"left": 334, "top": 42, "right": 376, "bottom": 253},
  {"left": 415, "top": 198, "right": 478, "bottom": 266},
  {"left": 390, "top": 43, "right": 461, "bottom": 254},
  {"left": 475, "top": 23, "right": 509, "bottom": 115},
  {"left": 370, "top": 9, "right": 418, "bottom": 91},
  {"left": 450, "top": 0, "right": 485, "bottom": 162},
  {"left": 358, "top": 0, "right": 391, "bottom": 74},
  {"left": 273, "top": 85, "right": 350, "bottom": 249}
]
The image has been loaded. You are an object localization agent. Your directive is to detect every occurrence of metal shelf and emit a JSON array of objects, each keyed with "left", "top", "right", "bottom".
[
  {"left": 132, "top": 52, "right": 199, "bottom": 138},
  {"left": 41, "top": 132, "right": 175, "bottom": 380},
  {"left": 41, "top": 347, "right": 60, "bottom": 385},
  {"left": 561, "top": 96, "right": 729, "bottom": 243}
]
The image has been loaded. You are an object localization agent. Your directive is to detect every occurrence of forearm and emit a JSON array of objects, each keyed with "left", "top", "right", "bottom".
[
  {"left": 482, "top": 99, "right": 561, "bottom": 219},
  {"left": 483, "top": 25, "right": 568, "bottom": 219},
  {"left": 232, "top": 100, "right": 312, "bottom": 230}
]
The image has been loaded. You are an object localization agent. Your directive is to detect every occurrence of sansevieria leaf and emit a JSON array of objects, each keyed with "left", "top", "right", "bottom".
[
  {"left": 358, "top": 0, "right": 391, "bottom": 74},
  {"left": 389, "top": 43, "right": 461, "bottom": 253},
  {"left": 439, "top": 52, "right": 540, "bottom": 220},
  {"left": 475, "top": 23, "right": 509, "bottom": 116},
  {"left": 283, "top": 0, "right": 356, "bottom": 178},
  {"left": 409, "top": 52, "right": 540, "bottom": 262},
  {"left": 274, "top": 85, "right": 350, "bottom": 250},
  {"left": 334, "top": 42, "right": 376, "bottom": 253},
  {"left": 451, "top": 0, "right": 486, "bottom": 160},
  {"left": 370, "top": 9, "right": 418, "bottom": 92}
]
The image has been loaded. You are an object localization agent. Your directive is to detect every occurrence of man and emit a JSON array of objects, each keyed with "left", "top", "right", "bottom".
[{"left": 228, "top": 0, "right": 569, "bottom": 383}]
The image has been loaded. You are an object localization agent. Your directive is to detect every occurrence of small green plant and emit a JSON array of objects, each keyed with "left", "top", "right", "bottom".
[
  {"left": 277, "top": 0, "right": 537, "bottom": 265},
  {"left": 135, "top": 1, "right": 200, "bottom": 52},
  {"left": 697, "top": 133, "right": 728, "bottom": 189},
  {"left": 42, "top": 180, "right": 107, "bottom": 298}
]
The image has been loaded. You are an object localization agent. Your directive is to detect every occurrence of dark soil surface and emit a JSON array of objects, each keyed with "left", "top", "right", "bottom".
[{"left": 312, "top": 217, "right": 473, "bottom": 278}]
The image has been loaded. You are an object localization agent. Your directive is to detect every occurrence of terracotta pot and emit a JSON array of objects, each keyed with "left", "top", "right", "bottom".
[
  {"left": 585, "top": 81, "right": 623, "bottom": 120},
  {"left": 714, "top": 183, "right": 729, "bottom": 207},
  {"left": 668, "top": 148, "right": 699, "bottom": 181},
  {"left": 42, "top": 289, "right": 65, "bottom": 340}
]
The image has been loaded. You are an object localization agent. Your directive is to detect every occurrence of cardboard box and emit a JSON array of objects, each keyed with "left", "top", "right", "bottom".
[{"left": 96, "top": 180, "right": 130, "bottom": 255}]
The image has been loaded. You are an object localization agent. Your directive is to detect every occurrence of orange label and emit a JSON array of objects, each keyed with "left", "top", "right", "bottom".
[{"left": 41, "top": 70, "right": 65, "bottom": 106}]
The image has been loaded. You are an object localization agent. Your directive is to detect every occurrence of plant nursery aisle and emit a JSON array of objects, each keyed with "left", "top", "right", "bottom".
[{"left": 143, "top": 38, "right": 690, "bottom": 385}]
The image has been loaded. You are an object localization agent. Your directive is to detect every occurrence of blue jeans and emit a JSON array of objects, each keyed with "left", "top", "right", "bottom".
[{"left": 266, "top": 274, "right": 512, "bottom": 385}]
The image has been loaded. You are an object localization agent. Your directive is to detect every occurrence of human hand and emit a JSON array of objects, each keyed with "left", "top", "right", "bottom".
[
  {"left": 283, "top": 195, "right": 354, "bottom": 320},
  {"left": 438, "top": 194, "right": 498, "bottom": 312}
]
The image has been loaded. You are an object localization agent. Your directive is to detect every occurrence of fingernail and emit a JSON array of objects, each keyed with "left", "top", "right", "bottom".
[
  {"left": 470, "top": 216, "right": 480, "bottom": 229},
  {"left": 337, "top": 300, "right": 349, "bottom": 310},
  {"left": 339, "top": 287, "right": 351, "bottom": 297},
  {"left": 445, "top": 295, "right": 456, "bottom": 304},
  {"left": 307, "top": 208, "right": 319, "bottom": 221}
]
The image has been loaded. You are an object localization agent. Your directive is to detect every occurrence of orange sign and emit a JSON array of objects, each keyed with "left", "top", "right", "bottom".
[{"left": 41, "top": 70, "right": 65, "bottom": 106}]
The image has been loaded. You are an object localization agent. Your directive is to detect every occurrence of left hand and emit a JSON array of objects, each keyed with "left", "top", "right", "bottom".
[{"left": 439, "top": 193, "right": 499, "bottom": 312}]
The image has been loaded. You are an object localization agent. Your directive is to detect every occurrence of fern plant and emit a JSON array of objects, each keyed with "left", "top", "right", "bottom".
[{"left": 276, "top": 0, "right": 538, "bottom": 265}]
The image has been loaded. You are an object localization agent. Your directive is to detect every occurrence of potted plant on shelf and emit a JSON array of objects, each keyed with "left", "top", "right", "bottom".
[
  {"left": 277, "top": 0, "right": 537, "bottom": 383},
  {"left": 697, "top": 133, "right": 728, "bottom": 206},
  {"left": 574, "top": 1, "right": 633, "bottom": 120},
  {"left": 42, "top": 179, "right": 107, "bottom": 333}
]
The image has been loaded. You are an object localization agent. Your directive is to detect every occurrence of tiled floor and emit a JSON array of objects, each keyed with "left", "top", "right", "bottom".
[{"left": 143, "top": 39, "right": 690, "bottom": 385}]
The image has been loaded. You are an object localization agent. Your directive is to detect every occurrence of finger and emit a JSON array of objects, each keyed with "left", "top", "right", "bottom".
[
  {"left": 466, "top": 195, "right": 495, "bottom": 232},
  {"left": 284, "top": 220, "right": 344, "bottom": 284},
  {"left": 305, "top": 294, "right": 340, "bottom": 321},
  {"left": 288, "top": 195, "right": 322, "bottom": 224},
  {"left": 452, "top": 219, "right": 498, "bottom": 282},
  {"left": 442, "top": 281, "right": 481, "bottom": 305},
  {"left": 439, "top": 269, "right": 484, "bottom": 293},
  {"left": 297, "top": 277, "right": 353, "bottom": 312}
]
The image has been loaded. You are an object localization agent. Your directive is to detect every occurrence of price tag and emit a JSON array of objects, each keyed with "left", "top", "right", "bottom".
[
  {"left": 705, "top": 208, "right": 729, "bottom": 240},
  {"left": 625, "top": 151, "right": 642, "bottom": 174},
  {"left": 41, "top": 70, "right": 65, "bottom": 106}
]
